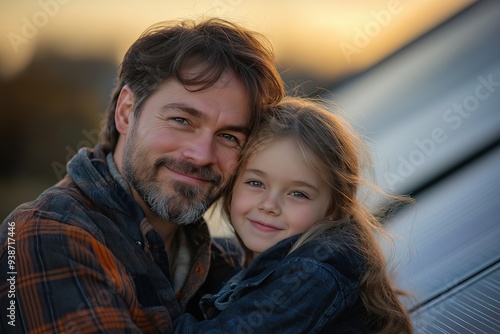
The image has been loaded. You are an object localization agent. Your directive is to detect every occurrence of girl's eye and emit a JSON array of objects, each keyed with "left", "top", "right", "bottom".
[
  {"left": 290, "top": 191, "right": 309, "bottom": 199},
  {"left": 246, "top": 180, "right": 264, "bottom": 188}
]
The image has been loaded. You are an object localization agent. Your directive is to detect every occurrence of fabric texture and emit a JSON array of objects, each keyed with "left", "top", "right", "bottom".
[{"left": 0, "top": 146, "right": 241, "bottom": 334}]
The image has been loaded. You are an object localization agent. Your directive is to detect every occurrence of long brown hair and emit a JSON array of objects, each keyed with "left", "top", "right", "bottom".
[
  {"left": 222, "top": 96, "right": 413, "bottom": 333},
  {"left": 101, "top": 18, "right": 284, "bottom": 151}
]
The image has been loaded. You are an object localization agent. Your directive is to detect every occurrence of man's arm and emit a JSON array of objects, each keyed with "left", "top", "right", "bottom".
[{"left": 0, "top": 214, "right": 171, "bottom": 333}]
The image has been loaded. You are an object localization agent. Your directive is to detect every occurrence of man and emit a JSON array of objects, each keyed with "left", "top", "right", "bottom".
[{"left": 0, "top": 18, "right": 284, "bottom": 333}]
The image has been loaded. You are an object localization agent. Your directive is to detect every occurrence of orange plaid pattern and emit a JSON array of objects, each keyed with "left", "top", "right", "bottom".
[{"left": 0, "top": 146, "right": 241, "bottom": 333}]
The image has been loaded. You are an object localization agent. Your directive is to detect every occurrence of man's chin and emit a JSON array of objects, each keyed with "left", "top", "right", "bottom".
[
  {"left": 148, "top": 194, "right": 208, "bottom": 224},
  {"left": 156, "top": 206, "right": 206, "bottom": 225}
]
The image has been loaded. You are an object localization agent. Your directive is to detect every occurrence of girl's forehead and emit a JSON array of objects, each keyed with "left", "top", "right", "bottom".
[{"left": 245, "top": 138, "right": 313, "bottom": 172}]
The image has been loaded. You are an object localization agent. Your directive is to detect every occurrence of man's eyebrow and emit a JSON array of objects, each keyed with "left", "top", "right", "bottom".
[
  {"left": 161, "top": 103, "right": 202, "bottom": 118},
  {"left": 225, "top": 124, "right": 251, "bottom": 136},
  {"left": 161, "top": 103, "right": 250, "bottom": 135}
]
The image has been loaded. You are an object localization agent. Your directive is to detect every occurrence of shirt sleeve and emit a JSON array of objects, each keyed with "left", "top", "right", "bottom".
[
  {"left": 0, "top": 213, "right": 169, "bottom": 334},
  {"left": 173, "top": 258, "right": 354, "bottom": 334}
]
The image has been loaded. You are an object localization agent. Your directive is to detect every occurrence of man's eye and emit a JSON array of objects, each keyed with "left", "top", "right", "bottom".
[
  {"left": 173, "top": 117, "right": 189, "bottom": 125},
  {"left": 220, "top": 133, "right": 239, "bottom": 143}
]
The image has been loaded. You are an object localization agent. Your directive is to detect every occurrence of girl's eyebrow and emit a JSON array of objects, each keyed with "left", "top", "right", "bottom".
[
  {"left": 244, "top": 168, "right": 266, "bottom": 176},
  {"left": 290, "top": 180, "right": 320, "bottom": 194}
]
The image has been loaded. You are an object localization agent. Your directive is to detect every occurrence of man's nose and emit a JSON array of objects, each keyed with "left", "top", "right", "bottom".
[{"left": 180, "top": 132, "right": 217, "bottom": 166}]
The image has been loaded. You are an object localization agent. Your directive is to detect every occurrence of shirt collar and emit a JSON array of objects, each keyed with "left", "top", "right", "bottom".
[{"left": 106, "top": 152, "right": 131, "bottom": 196}]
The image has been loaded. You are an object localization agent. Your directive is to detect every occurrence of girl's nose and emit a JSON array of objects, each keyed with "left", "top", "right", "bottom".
[{"left": 258, "top": 192, "right": 281, "bottom": 216}]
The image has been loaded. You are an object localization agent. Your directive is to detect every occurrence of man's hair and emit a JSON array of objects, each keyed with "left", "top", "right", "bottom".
[{"left": 101, "top": 18, "right": 284, "bottom": 151}]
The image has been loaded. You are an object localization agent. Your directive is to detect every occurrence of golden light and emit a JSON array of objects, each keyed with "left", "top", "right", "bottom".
[{"left": 0, "top": 0, "right": 475, "bottom": 80}]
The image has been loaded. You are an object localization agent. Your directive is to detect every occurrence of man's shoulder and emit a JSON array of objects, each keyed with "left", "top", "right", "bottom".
[
  {"left": 211, "top": 237, "right": 243, "bottom": 257},
  {"left": 210, "top": 236, "right": 244, "bottom": 269},
  {"left": 208, "top": 236, "right": 244, "bottom": 284},
  {"left": 2, "top": 176, "right": 103, "bottom": 243}
]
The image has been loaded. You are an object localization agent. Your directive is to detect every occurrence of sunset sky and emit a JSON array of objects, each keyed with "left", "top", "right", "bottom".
[{"left": 0, "top": 0, "right": 475, "bottom": 80}]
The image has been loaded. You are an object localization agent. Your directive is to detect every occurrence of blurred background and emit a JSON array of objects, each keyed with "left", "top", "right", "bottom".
[
  {"left": 0, "top": 0, "right": 475, "bottom": 219},
  {"left": 2, "top": 1, "right": 500, "bottom": 331}
]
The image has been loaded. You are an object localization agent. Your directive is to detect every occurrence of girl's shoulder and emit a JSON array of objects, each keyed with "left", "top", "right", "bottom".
[
  {"left": 244, "top": 234, "right": 365, "bottom": 286},
  {"left": 285, "top": 234, "right": 366, "bottom": 278}
]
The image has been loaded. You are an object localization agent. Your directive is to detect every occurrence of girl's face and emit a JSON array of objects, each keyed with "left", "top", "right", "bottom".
[{"left": 230, "top": 138, "right": 331, "bottom": 255}]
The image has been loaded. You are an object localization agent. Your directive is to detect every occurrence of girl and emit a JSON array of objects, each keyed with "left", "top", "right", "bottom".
[{"left": 174, "top": 96, "right": 413, "bottom": 333}]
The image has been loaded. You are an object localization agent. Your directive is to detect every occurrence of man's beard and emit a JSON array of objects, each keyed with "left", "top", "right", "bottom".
[{"left": 122, "top": 127, "right": 224, "bottom": 225}]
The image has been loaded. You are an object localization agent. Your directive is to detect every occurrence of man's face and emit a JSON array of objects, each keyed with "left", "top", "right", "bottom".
[{"left": 121, "top": 72, "right": 251, "bottom": 225}]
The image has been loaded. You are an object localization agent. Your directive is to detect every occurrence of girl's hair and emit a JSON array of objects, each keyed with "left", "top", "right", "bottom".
[{"left": 221, "top": 96, "right": 413, "bottom": 333}]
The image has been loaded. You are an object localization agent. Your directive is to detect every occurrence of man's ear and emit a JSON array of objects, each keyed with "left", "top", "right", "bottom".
[{"left": 115, "top": 85, "right": 135, "bottom": 135}]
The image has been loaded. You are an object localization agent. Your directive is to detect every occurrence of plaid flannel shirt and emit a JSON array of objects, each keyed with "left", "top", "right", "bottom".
[{"left": 0, "top": 146, "right": 241, "bottom": 334}]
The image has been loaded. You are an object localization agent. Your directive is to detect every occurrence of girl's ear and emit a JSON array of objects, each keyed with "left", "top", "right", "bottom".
[
  {"left": 115, "top": 85, "right": 135, "bottom": 135},
  {"left": 326, "top": 209, "right": 337, "bottom": 221}
]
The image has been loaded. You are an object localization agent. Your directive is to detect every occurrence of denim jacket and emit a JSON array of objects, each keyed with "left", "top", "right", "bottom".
[{"left": 174, "top": 232, "right": 370, "bottom": 333}]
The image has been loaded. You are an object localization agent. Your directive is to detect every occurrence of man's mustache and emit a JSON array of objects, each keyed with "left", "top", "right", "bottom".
[{"left": 155, "top": 157, "right": 222, "bottom": 186}]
